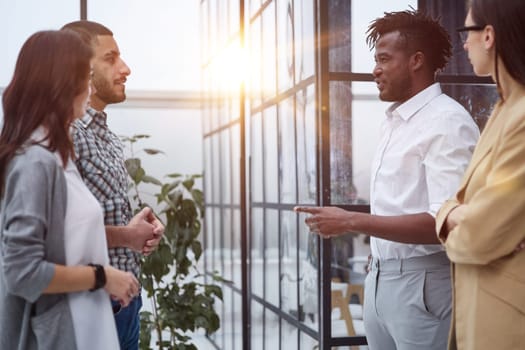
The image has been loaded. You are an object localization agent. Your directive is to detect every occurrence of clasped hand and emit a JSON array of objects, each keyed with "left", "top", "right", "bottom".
[{"left": 127, "top": 207, "right": 164, "bottom": 256}]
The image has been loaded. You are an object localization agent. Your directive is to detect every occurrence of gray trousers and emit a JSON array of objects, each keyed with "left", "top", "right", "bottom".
[{"left": 363, "top": 252, "right": 452, "bottom": 350}]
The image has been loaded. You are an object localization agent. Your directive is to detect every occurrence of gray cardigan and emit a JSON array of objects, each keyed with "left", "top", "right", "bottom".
[{"left": 0, "top": 145, "right": 77, "bottom": 350}]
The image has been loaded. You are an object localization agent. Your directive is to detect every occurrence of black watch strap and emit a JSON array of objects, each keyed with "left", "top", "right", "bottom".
[{"left": 88, "top": 263, "right": 106, "bottom": 291}]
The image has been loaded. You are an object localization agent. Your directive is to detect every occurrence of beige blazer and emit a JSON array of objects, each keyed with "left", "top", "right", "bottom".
[{"left": 436, "top": 82, "right": 525, "bottom": 350}]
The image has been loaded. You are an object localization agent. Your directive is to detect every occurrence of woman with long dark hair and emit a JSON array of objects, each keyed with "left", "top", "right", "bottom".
[
  {"left": 0, "top": 30, "right": 139, "bottom": 350},
  {"left": 436, "top": 1, "right": 525, "bottom": 349}
]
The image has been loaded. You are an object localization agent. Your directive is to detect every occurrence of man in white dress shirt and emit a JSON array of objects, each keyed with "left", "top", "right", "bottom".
[{"left": 295, "top": 9, "right": 479, "bottom": 349}]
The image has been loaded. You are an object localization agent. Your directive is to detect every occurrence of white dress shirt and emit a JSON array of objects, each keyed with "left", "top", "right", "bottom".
[{"left": 369, "top": 83, "right": 479, "bottom": 259}]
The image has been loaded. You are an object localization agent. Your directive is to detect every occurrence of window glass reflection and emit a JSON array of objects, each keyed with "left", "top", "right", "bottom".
[
  {"left": 220, "top": 129, "right": 232, "bottom": 204},
  {"left": 262, "top": 2, "right": 277, "bottom": 100},
  {"left": 231, "top": 124, "right": 241, "bottom": 205},
  {"left": 351, "top": 82, "right": 387, "bottom": 204},
  {"left": 297, "top": 84, "right": 317, "bottom": 204},
  {"left": 279, "top": 96, "right": 297, "bottom": 204},
  {"left": 251, "top": 208, "right": 264, "bottom": 298},
  {"left": 251, "top": 113, "right": 263, "bottom": 202},
  {"left": 277, "top": 0, "right": 295, "bottom": 92},
  {"left": 442, "top": 84, "right": 497, "bottom": 131},
  {"left": 250, "top": 16, "right": 262, "bottom": 108},
  {"left": 294, "top": 0, "right": 315, "bottom": 81},
  {"left": 280, "top": 210, "right": 299, "bottom": 316},
  {"left": 264, "top": 209, "right": 280, "bottom": 306},
  {"left": 351, "top": 0, "right": 417, "bottom": 73},
  {"left": 232, "top": 209, "right": 242, "bottom": 287},
  {"left": 329, "top": 81, "right": 356, "bottom": 204},
  {"left": 264, "top": 107, "right": 279, "bottom": 203}
]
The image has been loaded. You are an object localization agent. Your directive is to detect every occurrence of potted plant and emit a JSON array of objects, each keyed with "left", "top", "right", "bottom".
[{"left": 122, "top": 134, "right": 223, "bottom": 350}]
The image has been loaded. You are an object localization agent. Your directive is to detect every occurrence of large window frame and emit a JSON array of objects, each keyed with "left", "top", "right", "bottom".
[{"left": 201, "top": 1, "right": 496, "bottom": 349}]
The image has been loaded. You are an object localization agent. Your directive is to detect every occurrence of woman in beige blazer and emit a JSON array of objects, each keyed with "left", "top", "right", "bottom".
[{"left": 435, "top": 1, "right": 525, "bottom": 349}]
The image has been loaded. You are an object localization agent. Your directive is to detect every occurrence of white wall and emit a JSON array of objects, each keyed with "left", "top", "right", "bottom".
[{"left": 0, "top": 0, "right": 204, "bottom": 185}]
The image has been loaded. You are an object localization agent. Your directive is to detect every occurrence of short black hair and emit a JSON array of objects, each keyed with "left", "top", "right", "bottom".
[
  {"left": 366, "top": 9, "right": 452, "bottom": 74},
  {"left": 61, "top": 20, "right": 113, "bottom": 46}
]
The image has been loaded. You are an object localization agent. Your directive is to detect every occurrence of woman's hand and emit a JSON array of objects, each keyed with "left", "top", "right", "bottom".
[
  {"left": 103, "top": 266, "right": 139, "bottom": 307},
  {"left": 445, "top": 204, "right": 468, "bottom": 234}
]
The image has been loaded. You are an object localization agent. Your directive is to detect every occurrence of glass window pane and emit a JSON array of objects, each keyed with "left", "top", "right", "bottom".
[
  {"left": 351, "top": 0, "right": 417, "bottom": 73},
  {"left": 328, "top": 0, "right": 351, "bottom": 72},
  {"left": 277, "top": 0, "right": 294, "bottom": 92},
  {"left": 442, "top": 84, "right": 498, "bottom": 131},
  {"left": 279, "top": 96, "right": 297, "bottom": 203},
  {"left": 213, "top": 208, "right": 223, "bottom": 274},
  {"left": 202, "top": 68, "right": 212, "bottom": 135},
  {"left": 264, "top": 107, "right": 279, "bottom": 203},
  {"left": 296, "top": 84, "right": 317, "bottom": 204},
  {"left": 249, "top": 0, "right": 262, "bottom": 17},
  {"left": 330, "top": 81, "right": 356, "bottom": 204},
  {"left": 251, "top": 112, "right": 264, "bottom": 202},
  {"left": 281, "top": 319, "right": 299, "bottom": 348},
  {"left": 294, "top": 0, "right": 315, "bottom": 81},
  {"left": 221, "top": 129, "right": 232, "bottom": 204},
  {"left": 228, "top": 0, "right": 240, "bottom": 35},
  {"left": 251, "top": 301, "right": 265, "bottom": 349},
  {"left": 300, "top": 331, "right": 318, "bottom": 349},
  {"left": 265, "top": 209, "right": 280, "bottom": 306},
  {"left": 262, "top": 1, "right": 276, "bottom": 100},
  {"left": 222, "top": 208, "right": 232, "bottom": 282},
  {"left": 232, "top": 292, "right": 243, "bottom": 349},
  {"left": 231, "top": 124, "right": 241, "bottom": 205},
  {"left": 297, "top": 212, "right": 318, "bottom": 327},
  {"left": 204, "top": 137, "right": 213, "bottom": 203},
  {"left": 264, "top": 310, "right": 280, "bottom": 350},
  {"left": 212, "top": 134, "right": 221, "bottom": 203},
  {"left": 232, "top": 209, "right": 242, "bottom": 287},
  {"left": 351, "top": 82, "right": 388, "bottom": 203},
  {"left": 251, "top": 208, "right": 264, "bottom": 297},
  {"left": 222, "top": 287, "right": 233, "bottom": 350},
  {"left": 204, "top": 209, "right": 214, "bottom": 272},
  {"left": 281, "top": 211, "right": 299, "bottom": 317},
  {"left": 250, "top": 16, "right": 262, "bottom": 108}
]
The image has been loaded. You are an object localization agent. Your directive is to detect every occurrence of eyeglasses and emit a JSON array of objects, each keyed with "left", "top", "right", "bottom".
[{"left": 457, "top": 25, "right": 485, "bottom": 44}]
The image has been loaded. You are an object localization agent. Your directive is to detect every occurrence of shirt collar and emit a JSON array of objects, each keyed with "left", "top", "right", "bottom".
[
  {"left": 386, "top": 83, "right": 442, "bottom": 122},
  {"left": 78, "top": 107, "right": 108, "bottom": 128}
]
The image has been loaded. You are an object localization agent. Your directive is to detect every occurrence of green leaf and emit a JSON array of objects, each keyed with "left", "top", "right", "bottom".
[
  {"left": 141, "top": 175, "right": 162, "bottom": 186},
  {"left": 133, "top": 134, "right": 151, "bottom": 139},
  {"left": 143, "top": 148, "right": 164, "bottom": 155},
  {"left": 125, "top": 158, "right": 141, "bottom": 178},
  {"left": 182, "top": 178, "right": 194, "bottom": 191},
  {"left": 191, "top": 241, "right": 202, "bottom": 260},
  {"left": 166, "top": 173, "right": 183, "bottom": 178}
]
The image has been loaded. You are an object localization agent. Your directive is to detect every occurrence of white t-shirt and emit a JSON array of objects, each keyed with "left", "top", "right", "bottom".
[
  {"left": 370, "top": 83, "right": 479, "bottom": 260},
  {"left": 61, "top": 155, "right": 120, "bottom": 350}
]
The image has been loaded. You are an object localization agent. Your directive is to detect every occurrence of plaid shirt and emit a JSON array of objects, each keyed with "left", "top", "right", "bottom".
[{"left": 72, "top": 107, "right": 140, "bottom": 277}]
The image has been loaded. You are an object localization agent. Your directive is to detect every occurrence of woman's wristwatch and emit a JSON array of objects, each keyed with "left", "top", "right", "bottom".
[{"left": 88, "top": 263, "right": 106, "bottom": 291}]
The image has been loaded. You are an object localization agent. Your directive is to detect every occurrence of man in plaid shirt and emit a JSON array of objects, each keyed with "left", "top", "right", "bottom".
[{"left": 62, "top": 20, "right": 164, "bottom": 350}]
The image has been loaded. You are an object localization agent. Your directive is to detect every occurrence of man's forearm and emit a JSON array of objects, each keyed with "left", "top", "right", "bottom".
[
  {"left": 356, "top": 212, "right": 440, "bottom": 244},
  {"left": 106, "top": 225, "right": 131, "bottom": 249}
]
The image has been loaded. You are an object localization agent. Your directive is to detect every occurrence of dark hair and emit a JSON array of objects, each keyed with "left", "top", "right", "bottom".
[
  {"left": 61, "top": 20, "right": 113, "bottom": 46},
  {"left": 366, "top": 9, "right": 452, "bottom": 74},
  {"left": 470, "top": 0, "right": 525, "bottom": 97},
  {"left": 0, "top": 30, "right": 93, "bottom": 193}
]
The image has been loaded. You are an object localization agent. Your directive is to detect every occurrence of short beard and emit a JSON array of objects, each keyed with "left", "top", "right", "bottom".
[{"left": 92, "top": 77, "right": 126, "bottom": 105}]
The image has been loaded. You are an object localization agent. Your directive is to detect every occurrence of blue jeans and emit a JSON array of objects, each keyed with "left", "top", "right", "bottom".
[{"left": 112, "top": 295, "right": 142, "bottom": 350}]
